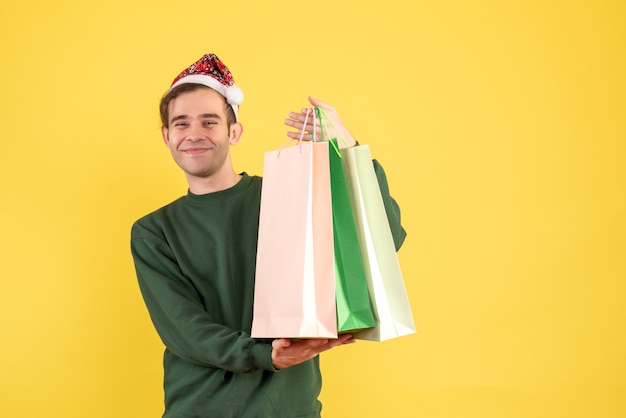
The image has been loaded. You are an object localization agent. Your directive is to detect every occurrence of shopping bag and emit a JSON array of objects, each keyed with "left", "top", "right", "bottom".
[
  {"left": 318, "top": 109, "right": 376, "bottom": 333},
  {"left": 340, "top": 144, "right": 416, "bottom": 341},
  {"left": 251, "top": 130, "right": 337, "bottom": 338}
]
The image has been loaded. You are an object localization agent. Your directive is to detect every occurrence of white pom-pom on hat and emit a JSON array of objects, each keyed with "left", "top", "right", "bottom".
[{"left": 225, "top": 85, "right": 244, "bottom": 106}]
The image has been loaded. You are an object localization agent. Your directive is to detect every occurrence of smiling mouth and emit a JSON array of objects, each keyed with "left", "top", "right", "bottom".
[{"left": 183, "top": 148, "right": 212, "bottom": 155}]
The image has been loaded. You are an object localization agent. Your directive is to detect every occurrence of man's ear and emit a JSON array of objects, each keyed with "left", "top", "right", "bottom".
[
  {"left": 229, "top": 122, "right": 244, "bottom": 145},
  {"left": 161, "top": 126, "right": 169, "bottom": 145}
]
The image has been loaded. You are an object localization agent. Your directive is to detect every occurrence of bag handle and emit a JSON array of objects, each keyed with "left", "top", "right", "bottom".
[
  {"left": 299, "top": 108, "right": 312, "bottom": 144},
  {"left": 277, "top": 108, "right": 312, "bottom": 157},
  {"left": 315, "top": 107, "right": 344, "bottom": 158}
]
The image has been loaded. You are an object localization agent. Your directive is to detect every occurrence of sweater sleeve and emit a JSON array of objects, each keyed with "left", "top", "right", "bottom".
[
  {"left": 130, "top": 223, "right": 277, "bottom": 374},
  {"left": 372, "top": 159, "right": 407, "bottom": 250}
]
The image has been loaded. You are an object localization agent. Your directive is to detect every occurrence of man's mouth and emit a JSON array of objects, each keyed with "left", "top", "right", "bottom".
[{"left": 182, "top": 147, "right": 212, "bottom": 155}]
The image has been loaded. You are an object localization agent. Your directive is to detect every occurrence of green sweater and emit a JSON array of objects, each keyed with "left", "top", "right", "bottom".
[{"left": 131, "top": 162, "right": 405, "bottom": 418}]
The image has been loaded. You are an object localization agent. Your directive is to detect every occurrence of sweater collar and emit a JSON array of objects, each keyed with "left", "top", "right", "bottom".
[{"left": 184, "top": 173, "right": 252, "bottom": 205}]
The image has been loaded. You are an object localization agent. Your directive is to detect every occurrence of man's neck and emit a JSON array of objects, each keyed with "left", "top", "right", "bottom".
[{"left": 187, "top": 171, "right": 242, "bottom": 195}]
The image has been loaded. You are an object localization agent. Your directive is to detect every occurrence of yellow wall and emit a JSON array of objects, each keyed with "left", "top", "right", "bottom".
[{"left": 1, "top": 1, "right": 624, "bottom": 417}]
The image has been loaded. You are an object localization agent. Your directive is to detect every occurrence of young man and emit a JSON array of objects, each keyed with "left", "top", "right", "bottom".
[{"left": 131, "top": 54, "right": 406, "bottom": 417}]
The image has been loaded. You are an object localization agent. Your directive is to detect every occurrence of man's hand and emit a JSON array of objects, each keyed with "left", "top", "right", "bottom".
[
  {"left": 271, "top": 334, "right": 356, "bottom": 369},
  {"left": 285, "top": 96, "right": 358, "bottom": 148}
]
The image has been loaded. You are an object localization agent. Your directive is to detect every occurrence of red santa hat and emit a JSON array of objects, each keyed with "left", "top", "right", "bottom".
[{"left": 170, "top": 53, "right": 244, "bottom": 120}]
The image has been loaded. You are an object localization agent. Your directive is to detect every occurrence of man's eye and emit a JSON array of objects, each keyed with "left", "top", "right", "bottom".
[
  {"left": 174, "top": 122, "right": 188, "bottom": 127},
  {"left": 203, "top": 121, "right": 216, "bottom": 126}
]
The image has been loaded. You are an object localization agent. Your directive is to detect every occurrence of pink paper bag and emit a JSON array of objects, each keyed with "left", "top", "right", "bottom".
[{"left": 251, "top": 141, "right": 337, "bottom": 338}]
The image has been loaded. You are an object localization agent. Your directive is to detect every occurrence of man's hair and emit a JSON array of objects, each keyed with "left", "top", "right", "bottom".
[{"left": 159, "top": 83, "right": 237, "bottom": 128}]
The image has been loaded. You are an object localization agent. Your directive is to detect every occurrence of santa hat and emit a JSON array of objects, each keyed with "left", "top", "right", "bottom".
[{"left": 170, "top": 53, "right": 244, "bottom": 120}]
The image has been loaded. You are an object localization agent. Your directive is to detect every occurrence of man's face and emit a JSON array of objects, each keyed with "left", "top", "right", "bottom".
[{"left": 162, "top": 88, "right": 240, "bottom": 183}]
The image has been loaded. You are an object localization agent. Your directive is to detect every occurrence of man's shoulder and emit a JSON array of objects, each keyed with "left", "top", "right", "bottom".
[{"left": 131, "top": 196, "right": 185, "bottom": 238}]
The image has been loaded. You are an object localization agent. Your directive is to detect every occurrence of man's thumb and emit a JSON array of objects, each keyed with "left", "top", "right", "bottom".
[{"left": 272, "top": 338, "right": 291, "bottom": 350}]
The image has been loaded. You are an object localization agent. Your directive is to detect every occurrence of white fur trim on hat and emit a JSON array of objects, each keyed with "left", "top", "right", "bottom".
[{"left": 171, "top": 74, "right": 243, "bottom": 120}]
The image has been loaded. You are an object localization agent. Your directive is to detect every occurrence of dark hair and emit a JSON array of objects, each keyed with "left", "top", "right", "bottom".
[{"left": 159, "top": 83, "right": 237, "bottom": 128}]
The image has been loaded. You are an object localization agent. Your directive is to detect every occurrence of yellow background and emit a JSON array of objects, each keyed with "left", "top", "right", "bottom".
[{"left": 1, "top": 1, "right": 625, "bottom": 417}]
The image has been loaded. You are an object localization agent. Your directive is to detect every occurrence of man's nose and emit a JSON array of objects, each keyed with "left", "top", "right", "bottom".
[{"left": 186, "top": 122, "right": 203, "bottom": 141}]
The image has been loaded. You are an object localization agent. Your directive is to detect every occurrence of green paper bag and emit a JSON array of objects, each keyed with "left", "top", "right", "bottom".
[{"left": 318, "top": 109, "right": 376, "bottom": 333}]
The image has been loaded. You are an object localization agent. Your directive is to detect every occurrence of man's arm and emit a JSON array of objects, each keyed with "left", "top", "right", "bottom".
[{"left": 131, "top": 224, "right": 276, "bottom": 374}]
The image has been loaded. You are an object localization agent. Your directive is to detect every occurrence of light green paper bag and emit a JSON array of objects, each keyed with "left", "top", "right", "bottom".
[{"left": 340, "top": 144, "right": 416, "bottom": 341}]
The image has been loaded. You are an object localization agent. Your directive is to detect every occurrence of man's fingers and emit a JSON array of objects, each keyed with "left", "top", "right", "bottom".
[
  {"left": 301, "top": 339, "right": 329, "bottom": 348},
  {"left": 285, "top": 115, "right": 319, "bottom": 131},
  {"left": 331, "top": 334, "right": 354, "bottom": 347},
  {"left": 313, "top": 334, "right": 355, "bottom": 352}
]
